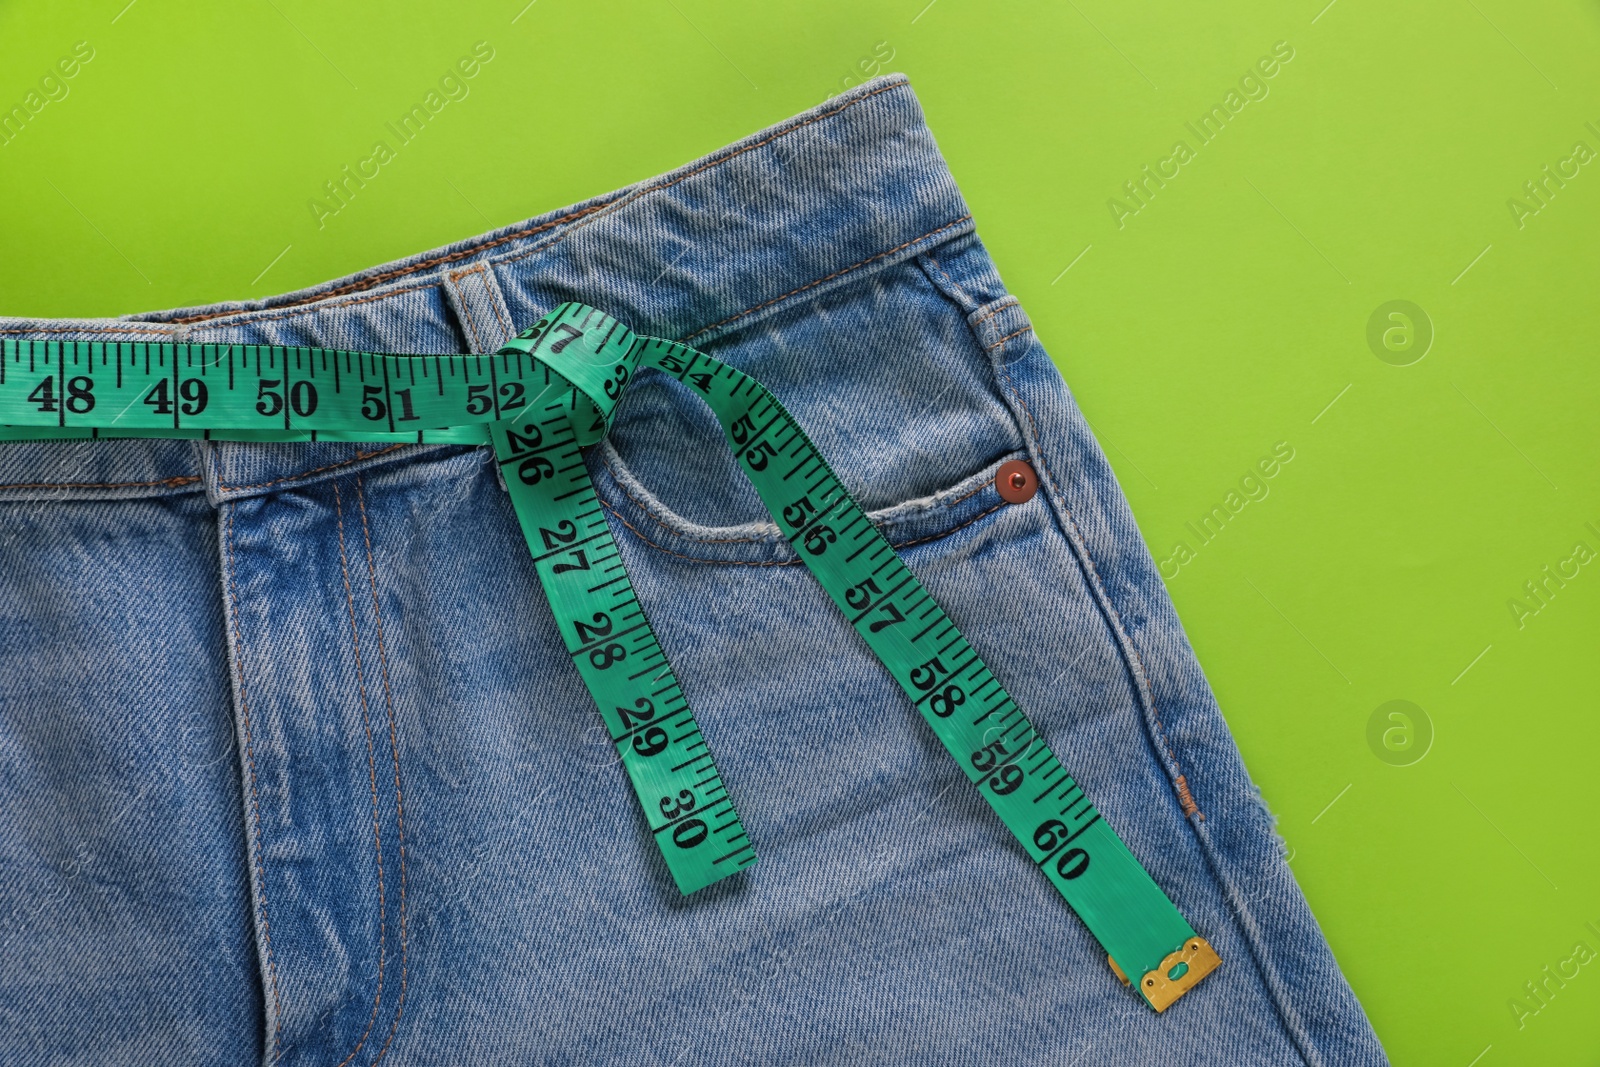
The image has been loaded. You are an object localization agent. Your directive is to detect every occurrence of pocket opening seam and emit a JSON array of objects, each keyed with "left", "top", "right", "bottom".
[
  {"left": 916, "top": 245, "right": 1204, "bottom": 819},
  {"left": 598, "top": 492, "right": 1011, "bottom": 568},
  {"left": 988, "top": 321, "right": 1203, "bottom": 820}
]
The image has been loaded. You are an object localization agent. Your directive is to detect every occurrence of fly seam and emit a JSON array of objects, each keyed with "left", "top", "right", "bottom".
[
  {"left": 355, "top": 473, "right": 411, "bottom": 1065},
  {"left": 331, "top": 480, "right": 391, "bottom": 1067},
  {"left": 224, "top": 508, "right": 286, "bottom": 1062}
]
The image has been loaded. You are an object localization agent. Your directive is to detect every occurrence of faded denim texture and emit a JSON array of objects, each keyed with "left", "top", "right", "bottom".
[{"left": 0, "top": 76, "right": 1387, "bottom": 1066}]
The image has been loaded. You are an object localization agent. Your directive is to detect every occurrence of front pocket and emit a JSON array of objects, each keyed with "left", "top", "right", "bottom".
[
  {"left": 592, "top": 253, "right": 1030, "bottom": 542},
  {"left": 588, "top": 443, "right": 1030, "bottom": 568}
]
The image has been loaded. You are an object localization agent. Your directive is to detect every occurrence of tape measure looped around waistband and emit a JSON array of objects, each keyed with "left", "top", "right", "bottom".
[{"left": 0, "top": 302, "right": 1219, "bottom": 1011}]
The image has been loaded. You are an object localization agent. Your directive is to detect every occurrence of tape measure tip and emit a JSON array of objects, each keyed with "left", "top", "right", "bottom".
[{"left": 1135, "top": 936, "right": 1221, "bottom": 1014}]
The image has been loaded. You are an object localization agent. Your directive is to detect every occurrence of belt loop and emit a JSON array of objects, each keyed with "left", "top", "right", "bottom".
[{"left": 442, "top": 263, "right": 516, "bottom": 353}]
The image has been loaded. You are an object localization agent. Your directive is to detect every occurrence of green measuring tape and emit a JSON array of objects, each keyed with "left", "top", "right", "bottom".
[{"left": 0, "top": 303, "right": 1219, "bottom": 1012}]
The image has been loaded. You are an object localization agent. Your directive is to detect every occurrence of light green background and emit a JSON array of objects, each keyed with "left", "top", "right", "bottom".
[{"left": 3, "top": 1, "right": 1597, "bottom": 1063}]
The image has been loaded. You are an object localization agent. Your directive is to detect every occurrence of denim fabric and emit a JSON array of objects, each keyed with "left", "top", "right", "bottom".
[{"left": 0, "top": 75, "right": 1388, "bottom": 1066}]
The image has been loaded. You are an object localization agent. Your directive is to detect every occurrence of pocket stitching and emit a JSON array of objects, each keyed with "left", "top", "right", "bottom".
[
  {"left": 917, "top": 242, "right": 1204, "bottom": 819},
  {"left": 989, "top": 326, "right": 1203, "bottom": 819},
  {"left": 597, "top": 446, "right": 773, "bottom": 545},
  {"left": 599, "top": 493, "right": 1011, "bottom": 567}
]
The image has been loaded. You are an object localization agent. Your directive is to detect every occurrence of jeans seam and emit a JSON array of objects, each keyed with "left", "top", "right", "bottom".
[
  {"left": 225, "top": 507, "right": 286, "bottom": 1064},
  {"left": 678, "top": 215, "right": 973, "bottom": 343},
  {"left": 1192, "top": 822, "right": 1325, "bottom": 1066},
  {"left": 451, "top": 267, "right": 489, "bottom": 354},
  {"left": 165, "top": 238, "right": 582, "bottom": 325},
  {"left": 992, "top": 351, "right": 1202, "bottom": 818},
  {"left": 331, "top": 480, "right": 391, "bottom": 1067},
  {"left": 987, "top": 326, "right": 1032, "bottom": 349},
  {"left": 355, "top": 473, "right": 410, "bottom": 1066},
  {"left": 177, "top": 281, "right": 440, "bottom": 330},
  {"left": 977, "top": 314, "right": 1335, "bottom": 1065},
  {"left": 915, "top": 246, "right": 1206, "bottom": 818},
  {"left": 598, "top": 494, "right": 1008, "bottom": 566},
  {"left": 446, "top": 263, "right": 515, "bottom": 354},
  {"left": 919, "top": 249, "right": 982, "bottom": 313},
  {"left": 478, "top": 266, "right": 513, "bottom": 341},
  {"left": 0, "top": 475, "right": 200, "bottom": 491},
  {"left": 596, "top": 447, "right": 771, "bottom": 545},
  {"left": 217, "top": 445, "right": 410, "bottom": 493},
  {"left": 597, "top": 432, "right": 1006, "bottom": 549}
]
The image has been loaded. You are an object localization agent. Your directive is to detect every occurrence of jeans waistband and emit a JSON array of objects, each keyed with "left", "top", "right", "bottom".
[{"left": 0, "top": 74, "right": 996, "bottom": 504}]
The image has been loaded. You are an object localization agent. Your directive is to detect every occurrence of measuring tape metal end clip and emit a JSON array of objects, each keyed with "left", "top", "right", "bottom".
[
  {"left": 1108, "top": 937, "right": 1222, "bottom": 1013},
  {"left": 0, "top": 301, "right": 1219, "bottom": 1012}
]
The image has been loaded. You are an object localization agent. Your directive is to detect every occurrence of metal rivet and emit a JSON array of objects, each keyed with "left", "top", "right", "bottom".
[{"left": 995, "top": 459, "right": 1038, "bottom": 504}]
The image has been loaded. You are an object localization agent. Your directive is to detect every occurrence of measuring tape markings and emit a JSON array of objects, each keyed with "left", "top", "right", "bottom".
[
  {"left": 0, "top": 337, "right": 528, "bottom": 436},
  {"left": 488, "top": 308, "right": 757, "bottom": 894},
  {"left": 0, "top": 310, "right": 759, "bottom": 896},
  {"left": 0, "top": 303, "right": 1219, "bottom": 1010},
  {"left": 622, "top": 333, "right": 1215, "bottom": 1007}
]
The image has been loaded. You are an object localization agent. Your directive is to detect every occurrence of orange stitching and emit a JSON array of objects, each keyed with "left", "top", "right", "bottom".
[
  {"left": 601, "top": 499, "right": 795, "bottom": 566},
  {"left": 462, "top": 259, "right": 513, "bottom": 350},
  {"left": 451, "top": 266, "right": 489, "bottom": 354},
  {"left": 355, "top": 474, "right": 410, "bottom": 1065},
  {"left": 332, "top": 481, "right": 391, "bottom": 1067},
  {"left": 985, "top": 325, "right": 1033, "bottom": 351},
  {"left": 969, "top": 301, "right": 1016, "bottom": 329},
  {"left": 596, "top": 449, "right": 769, "bottom": 545},
  {"left": 599, "top": 444, "right": 1006, "bottom": 550},
  {"left": 891, "top": 503, "right": 1007, "bottom": 548},
  {"left": 153, "top": 278, "right": 440, "bottom": 333},
  {"left": 0, "top": 475, "right": 200, "bottom": 491},
  {"left": 943, "top": 477, "right": 992, "bottom": 509},
  {"left": 994, "top": 354, "right": 1200, "bottom": 816},
  {"left": 598, "top": 496, "right": 1009, "bottom": 565},
  {"left": 919, "top": 250, "right": 978, "bottom": 310},
  {"left": 163, "top": 81, "right": 910, "bottom": 331},
  {"left": 1174, "top": 774, "right": 1198, "bottom": 817},
  {"left": 225, "top": 508, "right": 285, "bottom": 1063},
  {"left": 218, "top": 444, "right": 410, "bottom": 493},
  {"left": 679, "top": 215, "right": 973, "bottom": 342},
  {"left": 482, "top": 269, "right": 512, "bottom": 345}
]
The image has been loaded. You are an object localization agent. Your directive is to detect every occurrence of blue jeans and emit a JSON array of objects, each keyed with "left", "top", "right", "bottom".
[{"left": 0, "top": 75, "right": 1386, "bottom": 1066}]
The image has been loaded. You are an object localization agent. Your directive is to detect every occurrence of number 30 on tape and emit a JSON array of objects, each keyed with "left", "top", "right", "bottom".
[{"left": 0, "top": 303, "right": 1218, "bottom": 1012}]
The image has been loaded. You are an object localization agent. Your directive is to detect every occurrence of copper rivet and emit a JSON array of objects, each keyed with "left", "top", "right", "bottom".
[{"left": 995, "top": 459, "right": 1038, "bottom": 504}]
